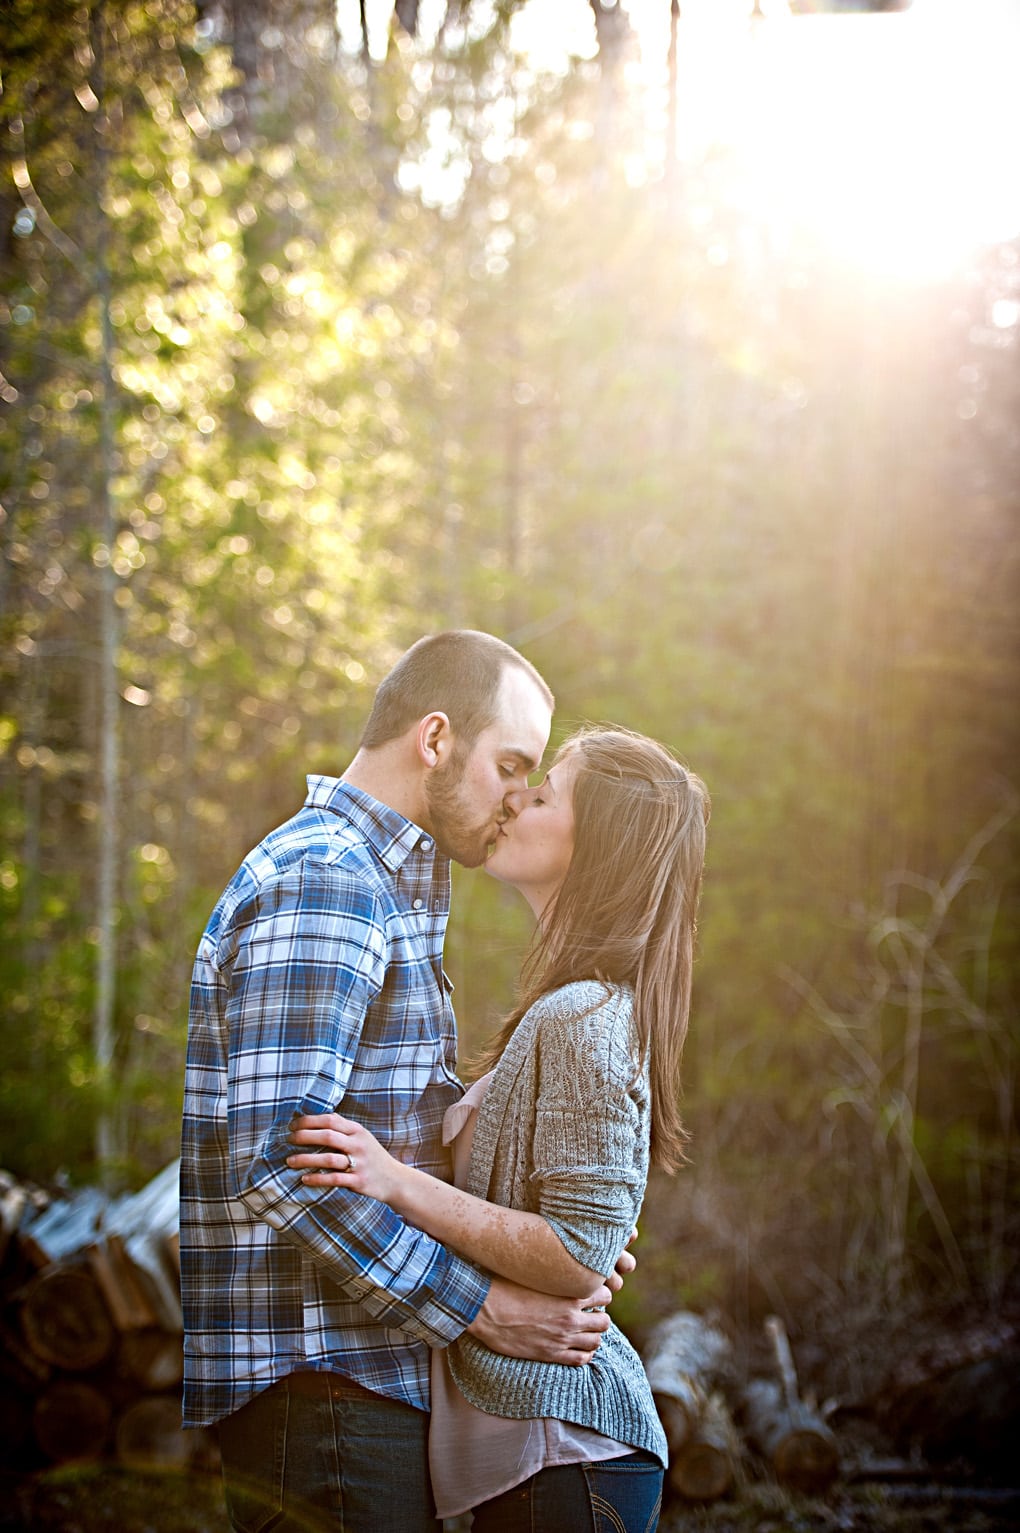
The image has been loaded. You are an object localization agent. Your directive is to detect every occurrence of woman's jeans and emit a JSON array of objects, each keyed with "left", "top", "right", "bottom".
[
  {"left": 470, "top": 1451, "right": 663, "bottom": 1533},
  {"left": 217, "top": 1371, "right": 440, "bottom": 1533}
]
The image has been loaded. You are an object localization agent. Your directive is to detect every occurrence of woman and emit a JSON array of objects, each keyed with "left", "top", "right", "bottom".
[{"left": 288, "top": 725, "right": 709, "bottom": 1532}]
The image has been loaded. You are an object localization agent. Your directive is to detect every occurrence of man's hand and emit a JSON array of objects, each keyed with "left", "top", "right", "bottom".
[{"left": 466, "top": 1276, "right": 613, "bottom": 1366}]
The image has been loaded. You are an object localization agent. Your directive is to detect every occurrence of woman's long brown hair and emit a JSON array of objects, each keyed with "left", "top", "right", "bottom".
[{"left": 474, "top": 726, "right": 710, "bottom": 1171}]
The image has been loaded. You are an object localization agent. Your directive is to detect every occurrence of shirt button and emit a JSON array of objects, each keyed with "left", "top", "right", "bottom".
[
  {"left": 413, "top": 898, "right": 425, "bottom": 910},
  {"left": 419, "top": 838, "right": 432, "bottom": 852}
]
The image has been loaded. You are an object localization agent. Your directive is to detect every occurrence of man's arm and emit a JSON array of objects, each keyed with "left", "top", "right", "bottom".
[
  {"left": 220, "top": 866, "right": 489, "bottom": 1348},
  {"left": 466, "top": 1276, "right": 612, "bottom": 1364}
]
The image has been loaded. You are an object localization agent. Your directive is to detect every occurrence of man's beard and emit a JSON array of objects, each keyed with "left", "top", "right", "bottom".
[{"left": 424, "top": 748, "right": 496, "bottom": 869}]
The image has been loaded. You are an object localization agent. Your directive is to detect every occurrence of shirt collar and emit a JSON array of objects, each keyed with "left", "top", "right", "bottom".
[{"left": 304, "top": 775, "right": 441, "bottom": 874}]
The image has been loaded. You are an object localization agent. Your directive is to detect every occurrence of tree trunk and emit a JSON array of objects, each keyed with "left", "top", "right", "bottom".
[{"left": 92, "top": 0, "right": 121, "bottom": 1183}]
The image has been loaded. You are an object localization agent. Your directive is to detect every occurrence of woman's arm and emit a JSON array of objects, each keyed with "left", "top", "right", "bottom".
[{"left": 287, "top": 1114, "right": 605, "bottom": 1298}]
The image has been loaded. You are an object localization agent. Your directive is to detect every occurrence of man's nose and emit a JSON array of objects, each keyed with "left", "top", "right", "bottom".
[{"left": 502, "top": 786, "right": 530, "bottom": 817}]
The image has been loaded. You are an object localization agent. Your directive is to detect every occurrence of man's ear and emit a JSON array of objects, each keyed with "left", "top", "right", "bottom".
[{"left": 415, "top": 712, "right": 453, "bottom": 769}]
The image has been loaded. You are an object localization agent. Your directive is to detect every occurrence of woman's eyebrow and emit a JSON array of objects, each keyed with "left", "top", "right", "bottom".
[{"left": 542, "top": 769, "right": 558, "bottom": 798}]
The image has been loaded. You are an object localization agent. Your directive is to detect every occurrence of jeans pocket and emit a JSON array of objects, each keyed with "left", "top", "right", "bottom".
[
  {"left": 585, "top": 1453, "right": 663, "bottom": 1533},
  {"left": 218, "top": 1388, "right": 288, "bottom": 1533}
]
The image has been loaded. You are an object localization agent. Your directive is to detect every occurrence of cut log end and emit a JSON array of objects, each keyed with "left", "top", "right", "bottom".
[
  {"left": 741, "top": 1375, "right": 841, "bottom": 1493},
  {"left": 117, "top": 1327, "right": 184, "bottom": 1391},
  {"left": 115, "top": 1394, "right": 193, "bottom": 1472},
  {"left": 653, "top": 1388, "right": 699, "bottom": 1454},
  {"left": 670, "top": 1440, "right": 734, "bottom": 1502},
  {"left": 21, "top": 1268, "right": 115, "bottom": 1371},
  {"left": 773, "top": 1427, "right": 840, "bottom": 1495}
]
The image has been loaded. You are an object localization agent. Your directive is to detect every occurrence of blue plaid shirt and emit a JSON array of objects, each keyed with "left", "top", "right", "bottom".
[{"left": 180, "top": 776, "right": 490, "bottom": 1428}]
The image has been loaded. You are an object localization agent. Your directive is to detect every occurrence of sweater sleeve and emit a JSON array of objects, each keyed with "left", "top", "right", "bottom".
[{"left": 530, "top": 984, "right": 649, "bottom": 1279}]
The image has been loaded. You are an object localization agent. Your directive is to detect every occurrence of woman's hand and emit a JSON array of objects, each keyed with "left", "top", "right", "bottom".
[{"left": 287, "top": 1113, "right": 407, "bottom": 1207}]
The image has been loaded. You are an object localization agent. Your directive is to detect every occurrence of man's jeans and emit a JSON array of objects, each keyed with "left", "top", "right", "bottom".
[
  {"left": 471, "top": 1451, "right": 663, "bottom": 1533},
  {"left": 217, "top": 1371, "right": 440, "bottom": 1533}
]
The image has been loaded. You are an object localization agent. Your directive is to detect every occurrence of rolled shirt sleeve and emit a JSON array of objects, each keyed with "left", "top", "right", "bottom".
[{"left": 222, "top": 865, "right": 488, "bottom": 1344}]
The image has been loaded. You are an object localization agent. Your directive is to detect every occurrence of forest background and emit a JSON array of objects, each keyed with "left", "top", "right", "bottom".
[{"left": 1, "top": 0, "right": 1017, "bottom": 1356}]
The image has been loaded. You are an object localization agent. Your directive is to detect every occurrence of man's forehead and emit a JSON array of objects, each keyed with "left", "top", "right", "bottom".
[{"left": 489, "top": 668, "right": 552, "bottom": 764}]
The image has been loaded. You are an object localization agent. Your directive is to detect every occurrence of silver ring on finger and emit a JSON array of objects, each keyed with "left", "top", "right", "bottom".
[{"left": 346, "top": 1154, "right": 356, "bottom": 1171}]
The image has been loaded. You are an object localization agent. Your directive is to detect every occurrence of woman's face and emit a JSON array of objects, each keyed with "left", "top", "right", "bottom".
[{"left": 485, "top": 752, "right": 578, "bottom": 919}]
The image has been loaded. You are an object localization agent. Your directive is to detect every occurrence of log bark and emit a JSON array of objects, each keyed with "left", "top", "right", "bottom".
[
  {"left": 668, "top": 1391, "right": 738, "bottom": 1502},
  {"left": 738, "top": 1313, "right": 840, "bottom": 1494},
  {"left": 104, "top": 1158, "right": 180, "bottom": 1241},
  {"left": 97, "top": 1164, "right": 182, "bottom": 1330},
  {"left": 20, "top": 1267, "right": 115, "bottom": 1371},
  {"left": 32, "top": 1379, "right": 112, "bottom": 1463},
  {"left": 85, "top": 1237, "right": 162, "bottom": 1331},
  {"left": 0, "top": 1170, "right": 51, "bottom": 1266},
  {"left": 0, "top": 1159, "right": 195, "bottom": 1478},
  {"left": 116, "top": 1230, "right": 183, "bottom": 1331},
  {"left": 643, "top": 1310, "right": 734, "bottom": 1446},
  {"left": 643, "top": 1312, "right": 738, "bottom": 1499},
  {"left": 85, "top": 1232, "right": 161, "bottom": 1330},
  {"left": 17, "top": 1187, "right": 106, "bottom": 1269},
  {"left": 644, "top": 1312, "right": 735, "bottom": 1396}
]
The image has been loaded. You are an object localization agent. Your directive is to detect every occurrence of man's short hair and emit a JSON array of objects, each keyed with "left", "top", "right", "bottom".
[{"left": 359, "top": 630, "right": 553, "bottom": 752}]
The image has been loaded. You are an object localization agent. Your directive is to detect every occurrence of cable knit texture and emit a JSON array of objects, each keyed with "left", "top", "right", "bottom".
[{"left": 445, "top": 980, "right": 668, "bottom": 1466}]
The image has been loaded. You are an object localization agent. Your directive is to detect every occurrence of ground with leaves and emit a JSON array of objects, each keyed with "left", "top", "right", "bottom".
[{"left": 3, "top": 1465, "right": 1019, "bottom": 1533}]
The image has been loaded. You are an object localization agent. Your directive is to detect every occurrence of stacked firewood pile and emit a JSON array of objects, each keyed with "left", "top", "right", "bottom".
[{"left": 0, "top": 1161, "right": 215, "bottom": 1474}]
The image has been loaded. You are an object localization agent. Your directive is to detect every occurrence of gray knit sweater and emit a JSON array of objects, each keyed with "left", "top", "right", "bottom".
[{"left": 445, "top": 980, "right": 668, "bottom": 1467}]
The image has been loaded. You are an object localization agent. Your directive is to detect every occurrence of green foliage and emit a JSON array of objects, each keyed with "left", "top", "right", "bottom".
[{"left": 0, "top": 0, "right": 1015, "bottom": 1323}]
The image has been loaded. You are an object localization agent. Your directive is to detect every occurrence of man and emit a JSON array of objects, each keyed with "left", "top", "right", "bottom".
[{"left": 181, "top": 631, "right": 619, "bottom": 1533}]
